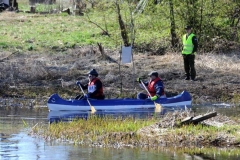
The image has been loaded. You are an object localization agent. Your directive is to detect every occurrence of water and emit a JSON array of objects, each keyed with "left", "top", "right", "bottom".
[{"left": 1, "top": 105, "right": 240, "bottom": 160}]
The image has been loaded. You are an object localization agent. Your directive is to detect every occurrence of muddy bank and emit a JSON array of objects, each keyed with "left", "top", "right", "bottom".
[{"left": 0, "top": 46, "right": 240, "bottom": 106}]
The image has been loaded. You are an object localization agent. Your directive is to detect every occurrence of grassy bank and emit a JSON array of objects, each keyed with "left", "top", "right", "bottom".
[
  {"left": 31, "top": 111, "right": 240, "bottom": 148},
  {"left": 33, "top": 115, "right": 158, "bottom": 145},
  {"left": 2, "top": 0, "right": 240, "bottom": 54},
  {"left": 0, "top": 7, "right": 166, "bottom": 52}
]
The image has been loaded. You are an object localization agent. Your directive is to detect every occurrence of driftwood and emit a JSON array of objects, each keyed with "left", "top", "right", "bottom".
[{"left": 180, "top": 111, "right": 217, "bottom": 125}]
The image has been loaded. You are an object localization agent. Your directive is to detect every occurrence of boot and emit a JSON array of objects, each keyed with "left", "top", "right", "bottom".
[{"left": 185, "top": 73, "right": 190, "bottom": 80}]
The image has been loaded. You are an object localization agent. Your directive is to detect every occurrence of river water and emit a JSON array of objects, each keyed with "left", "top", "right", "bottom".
[{"left": 1, "top": 104, "right": 240, "bottom": 160}]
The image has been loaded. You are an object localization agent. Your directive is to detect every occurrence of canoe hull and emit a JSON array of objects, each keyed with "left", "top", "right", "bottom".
[{"left": 47, "top": 90, "right": 192, "bottom": 111}]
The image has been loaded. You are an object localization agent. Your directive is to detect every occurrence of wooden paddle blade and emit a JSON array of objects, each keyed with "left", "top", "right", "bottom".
[
  {"left": 86, "top": 98, "right": 96, "bottom": 113},
  {"left": 154, "top": 102, "right": 162, "bottom": 112},
  {"left": 90, "top": 105, "right": 96, "bottom": 113}
]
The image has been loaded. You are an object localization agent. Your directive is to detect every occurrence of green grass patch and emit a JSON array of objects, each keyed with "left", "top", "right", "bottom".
[
  {"left": 2, "top": 0, "right": 240, "bottom": 53},
  {"left": 232, "top": 93, "right": 240, "bottom": 106},
  {"left": 0, "top": 0, "right": 172, "bottom": 52},
  {"left": 175, "top": 147, "right": 240, "bottom": 159},
  {"left": 175, "top": 124, "right": 240, "bottom": 135},
  {"left": 34, "top": 115, "right": 158, "bottom": 144}
]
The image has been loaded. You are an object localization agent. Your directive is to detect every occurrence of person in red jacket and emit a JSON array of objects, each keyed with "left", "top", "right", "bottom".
[
  {"left": 76, "top": 69, "right": 105, "bottom": 100},
  {"left": 136, "top": 71, "right": 165, "bottom": 100}
]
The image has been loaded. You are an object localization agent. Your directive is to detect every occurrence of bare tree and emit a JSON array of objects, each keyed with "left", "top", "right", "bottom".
[
  {"left": 169, "top": 0, "right": 178, "bottom": 48},
  {"left": 115, "top": 0, "right": 130, "bottom": 47}
]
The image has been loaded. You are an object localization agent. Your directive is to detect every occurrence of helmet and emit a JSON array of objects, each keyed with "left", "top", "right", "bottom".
[
  {"left": 88, "top": 69, "right": 98, "bottom": 77},
  {"left": 148, "top": 71, "right": 158, "bottom": 77}
]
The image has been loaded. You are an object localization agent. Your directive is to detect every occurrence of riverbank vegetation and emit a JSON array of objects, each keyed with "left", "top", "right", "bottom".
[
  {"left": 33, "top": 115, "right": 159, "bottom": 145},
  {"left": 31, "top": 111, "right": 240, "bottom": 148}
]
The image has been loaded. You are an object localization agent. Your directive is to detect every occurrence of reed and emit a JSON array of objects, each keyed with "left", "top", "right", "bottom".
[
  {"left": 29, "top": 111, "right": 240, "bottom": 149},
  {"left": 34, "top": 115, "right": 158, "bottom": 145}
]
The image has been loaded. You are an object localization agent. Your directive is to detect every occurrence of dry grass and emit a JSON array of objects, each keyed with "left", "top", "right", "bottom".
[
  {"left": 197, "top": 53, "right": 240, "bottom": 74},
  {"left": 0, "top": 12, "right": 27, "bottom": 21},
  {"left": 137, "top": 111, "right": 240, "bottom": 147},
  {"left": 0, "top": 47, "right": 240, "bottom": 103}
]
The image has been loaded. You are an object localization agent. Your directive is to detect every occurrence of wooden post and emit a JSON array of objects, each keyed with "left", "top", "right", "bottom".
[{"left": 119, "top": 44, "right": 122, "bottom": 95}]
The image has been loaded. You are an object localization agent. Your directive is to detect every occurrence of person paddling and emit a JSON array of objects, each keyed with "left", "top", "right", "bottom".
[
  {"left": 76, "top": 69, "right": 105, "bottom": 100},
  {"left": 136, "top": 71, "right": 165, "bottom": 100}
]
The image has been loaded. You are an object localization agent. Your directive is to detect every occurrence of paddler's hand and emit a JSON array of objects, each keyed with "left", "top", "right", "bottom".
[
  {"left": 76, "top": 81, "right": 81, "bottom": 86},
  {"left": 83, "top": 94, "right": 89, "bottom": 99},
  {"left": 136, "top": 77, "right": 142, "bottom": 83},
  {"left": 151, "top": 95, "right": 158, "bottom": 101}
]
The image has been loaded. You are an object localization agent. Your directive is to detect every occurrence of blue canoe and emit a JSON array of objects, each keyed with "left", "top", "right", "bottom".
[{"left": 47, "top": 90, "right": 192, "bottom": 111}]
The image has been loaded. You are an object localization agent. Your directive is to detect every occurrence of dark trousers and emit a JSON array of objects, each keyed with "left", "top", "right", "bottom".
[
  {"left": 183, "top": 54, "right": 196, "bottom": 79},
  {"left": 137, "top": 93, "right": 148, "bottom": 99}
]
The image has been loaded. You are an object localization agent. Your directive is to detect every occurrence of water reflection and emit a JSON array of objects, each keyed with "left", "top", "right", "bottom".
[
  {"left": 47, "top": 106, "right": 186, "bottom": 124},
  {"left": 0, "top": 132, "right": 185, "bottom": 160},
  {"left": 1, "top": 131, "right": 240, "bottom": 160},
  {"left": 193, "top": 103, "right": 240, "bottom": 117}
]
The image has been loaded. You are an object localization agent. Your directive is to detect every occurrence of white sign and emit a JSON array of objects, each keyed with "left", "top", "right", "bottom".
[{"left": 121, "top": 46, "right": 132, "bottom": 64}]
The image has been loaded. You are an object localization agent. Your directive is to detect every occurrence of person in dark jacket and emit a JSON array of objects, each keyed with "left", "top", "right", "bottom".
[
  {"left": 182, "top": 25, "right": 198, "bottom": 81},
  {"left": 136, "top": 71, "right": 165, "bottom": 100},
  {"left": 76, "top": 69, "right": 105, "bottom": 100}
]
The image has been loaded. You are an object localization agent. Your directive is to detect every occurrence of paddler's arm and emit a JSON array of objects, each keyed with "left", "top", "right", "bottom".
[
  {"left": 154, "top": 80, "right": 164, "bottom": 98},
  {"left": 81, "top": 83, "right": 88, "bottom": 90}
]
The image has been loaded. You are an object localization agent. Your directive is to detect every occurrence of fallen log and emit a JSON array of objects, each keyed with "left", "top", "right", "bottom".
[{"left": 180, "top": 111, "right": 217, "bottom": 126}]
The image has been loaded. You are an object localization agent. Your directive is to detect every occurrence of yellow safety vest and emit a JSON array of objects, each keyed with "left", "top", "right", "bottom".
[{"left": 182, "top": 33, "right": 195, "bottom": 55}]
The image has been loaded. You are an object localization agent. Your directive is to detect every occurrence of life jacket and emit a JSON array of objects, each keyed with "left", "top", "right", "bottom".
[
  {"left": 182, "top": 33, "right": 195, "bottom": 55},
  {"left": 88, "top": 78, "right": 104, "bottom": 97},
  {"left": 147, "top": 77, "right": 165, "bottom": 97}
]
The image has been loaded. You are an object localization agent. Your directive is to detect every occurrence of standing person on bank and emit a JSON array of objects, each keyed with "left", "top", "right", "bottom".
[
  {"left": 76, "top": 69, "right": 105, "bottom": 100},
  {"left": 182, "top": 25, "right": 198, "bottom": 81}
]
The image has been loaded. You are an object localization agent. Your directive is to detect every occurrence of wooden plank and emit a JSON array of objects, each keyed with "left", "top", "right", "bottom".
[
  {"left": 192, "top": 111, "right": 217, "bottom": 124},
  {"left": 180, "top": 116, "right": 193, "bottom": 125},
  {"left": 180, "top": 111, "right": 217, "bottom": 125}
]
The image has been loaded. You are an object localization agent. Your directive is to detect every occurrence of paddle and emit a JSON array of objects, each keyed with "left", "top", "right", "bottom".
[
  {"left": 140, "top": 80, "right": 162, "bottom": 112},
  {"left": 77, "top": 83, "right": 96, "bottom": 113}
]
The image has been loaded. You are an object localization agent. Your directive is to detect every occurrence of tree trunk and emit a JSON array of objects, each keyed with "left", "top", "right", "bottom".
[
  {"left": 169, "top": 0, "right": 178, "bottom": 48},
  {"left": 115, "top": 1, "right": 130, "bottom": 47},
  {"left": 11, "top": 0, "right": 18, "bottom": 9}
]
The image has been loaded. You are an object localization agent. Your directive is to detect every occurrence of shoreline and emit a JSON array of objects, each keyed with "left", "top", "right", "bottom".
[{"left": 30, "top": 110, "right": 240, "bottom": 149}]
